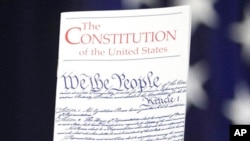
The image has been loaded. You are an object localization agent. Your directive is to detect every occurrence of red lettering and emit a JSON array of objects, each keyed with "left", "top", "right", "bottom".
[{"left": 65, "top": 27, "right": 81, "bottom": 44}]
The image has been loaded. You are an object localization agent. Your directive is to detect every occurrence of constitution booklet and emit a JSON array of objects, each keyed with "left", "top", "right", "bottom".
[{"left": 53, "top": 5, "right": 191, "bottom": 141}]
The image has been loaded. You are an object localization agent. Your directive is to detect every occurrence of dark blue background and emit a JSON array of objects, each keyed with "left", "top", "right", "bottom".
[{"left": 1, "top": 0, "right": 249, "bottom": 141}]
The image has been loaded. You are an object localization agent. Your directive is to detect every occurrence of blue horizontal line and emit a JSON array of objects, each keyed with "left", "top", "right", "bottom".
[
  {"left": 63, "top": 55, "right": 180, "bottom": 62},
  {"left": 66, "top": 12, "right": 182, "bottom": 20}
]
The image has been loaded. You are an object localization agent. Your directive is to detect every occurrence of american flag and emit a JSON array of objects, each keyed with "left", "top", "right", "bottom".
[
  {"left": 1, "top": 0, "right": 249, "bottom": 141},
  {"left": 85, "top": 0, "right": 250, "bottom": 140}
]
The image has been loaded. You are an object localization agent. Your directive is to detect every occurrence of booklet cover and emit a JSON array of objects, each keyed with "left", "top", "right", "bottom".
[{"left": 53, "top": 5, "right": 191, "bottom": 141}]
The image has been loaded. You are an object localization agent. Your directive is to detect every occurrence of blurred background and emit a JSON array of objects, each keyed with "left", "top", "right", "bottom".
[{"left": 1, "top": 0, "right": 250, "bottom": 141}]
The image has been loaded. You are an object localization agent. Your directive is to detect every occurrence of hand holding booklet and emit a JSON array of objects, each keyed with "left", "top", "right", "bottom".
[{"left": 53, "top": 5, "right": 191, "bottom": 141}]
